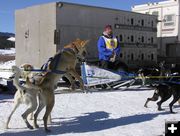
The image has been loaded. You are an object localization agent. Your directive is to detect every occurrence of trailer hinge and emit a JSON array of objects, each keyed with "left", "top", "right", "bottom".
[{"left": 54, "top": 29, "right": 60, "bottom": 45}]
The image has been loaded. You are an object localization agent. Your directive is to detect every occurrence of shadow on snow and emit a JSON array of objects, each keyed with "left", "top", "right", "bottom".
[{"left": 2, "top": 111, "right": 170, "bottom": 136}]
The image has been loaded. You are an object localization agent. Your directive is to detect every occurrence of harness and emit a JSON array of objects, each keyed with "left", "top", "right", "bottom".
[
  {"left": 41, "top": 57, "right": 53, "bottom": 70},
  {"left": 102, "top": 36, "right": 118, "bottom": 50},
  {"left": 39, "top": 45, "right": 81, "bottom": 74},
  {"left": 29, "top": 53, "right": 65, "bottom": 75}
]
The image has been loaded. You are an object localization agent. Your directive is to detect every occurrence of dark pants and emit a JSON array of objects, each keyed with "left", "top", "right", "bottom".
[
  {"left": 100, "top": 60, "right": 128, "bottom": 71},
  {"left": 100, "top": 60, "right": 115, "bottom": 69}
]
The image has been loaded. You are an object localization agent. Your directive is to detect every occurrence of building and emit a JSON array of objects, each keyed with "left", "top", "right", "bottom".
[
  {"left": 132, "top": 0, "right": 180, "bottom": 64},
  {"left": 15, "top": 2, "right": 158, "bottom": 68}
]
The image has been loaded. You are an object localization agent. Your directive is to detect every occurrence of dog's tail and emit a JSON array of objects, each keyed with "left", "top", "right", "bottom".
[{"left": 13, "top": 76, "right": 26, "bottom": 95}]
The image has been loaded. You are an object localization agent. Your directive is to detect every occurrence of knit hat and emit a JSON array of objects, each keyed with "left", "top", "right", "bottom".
[{"left": 104, "top": 25, "right": 112, "bottom": 30}]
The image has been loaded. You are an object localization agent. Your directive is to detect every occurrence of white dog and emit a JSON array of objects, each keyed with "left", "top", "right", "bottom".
[{"left": 5, "top": 66, "right": 41, "bottom": 129}]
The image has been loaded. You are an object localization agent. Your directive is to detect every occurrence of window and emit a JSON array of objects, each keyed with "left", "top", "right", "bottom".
[
  {"left": 164, "top": 14, "right": 175, "bottom": 26},
  {"left": 131, "top": 35, "right": 134, "bottom": 42},
  {"left": 151, "top": 21, "right": 154, "bottom": 27},
  {"left": 142, "top": 36, "right": 144, "bottom": 43},
  {"left": 119, "top": 34, "right": 123, "bottom": 42},
  {"left": 151, "top": 37, "right": 154, "bottom": 44},
  {"left": 141, "top": 54, "right": 144, "bottom": 60},
  {"left": 151, "top": 54, "right": 154, "bottom": 60},
  {"left": 141, "top": 20, "right": 144, "bottom": 26},
  {"left": 120, "top": 53, "right": 123, "bottom": 58},
  {"left": 131, "top": 18, "right": 134, "bottom": 25},
  {"left": 131, "top": 53, "right": 134, "bottom": 61},
  {"left": 152, "top": 11, "right": 159, "bottom": 16}
]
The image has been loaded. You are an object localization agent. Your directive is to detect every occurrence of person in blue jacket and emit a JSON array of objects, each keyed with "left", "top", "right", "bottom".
[{"left": 97, "top": 25, "right": 121, "bottom": 70}]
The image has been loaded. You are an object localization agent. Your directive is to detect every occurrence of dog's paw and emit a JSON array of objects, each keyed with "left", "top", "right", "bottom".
[
  {"left": 144, "top": 104, "right": 148, "bottom": 108},
  {"left": 144, "top": 106, "right": 148, "bottom": 108},
  {"left": 34, "top": 124, "right": 39, "bottom": 128},
  {"left": 170, "top": 111, "right": 177, "bottom": 114},
  {"left": 27, "top": 125, "right": 34, "bottom": 129},
  {"left": 158, "top": 108, "right": 165, "bottom": 111},
  {"left": 45, "top": 128, "right": 51, "bottom": 133}
]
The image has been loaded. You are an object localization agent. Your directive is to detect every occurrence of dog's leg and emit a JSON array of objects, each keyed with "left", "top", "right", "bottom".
[
  {"left": 138, "top": 73, "right": 145, "bottom": 87},
  {"left": 47, "top": 114, "right": 52, "bottom": 124},
  {"left": 29, "top": 112, "right": 34, "bottom": 120},
  {"left": 43, "top": 91, "right": 55, "bottom": 133},
  {"left": 5, "top": 101, "right": 20, "bottom": 129},
  {"left": 69, "top": 69, "right": 85, "bottom": 92},
  {"left": 140, "top": 73, "right": 146, "bottom": 86},
  {"left": 157, "top": 95, "right": 171, "bottom": 111},
  {"left": 34, "top": 94, "right": 45, "bottom": 128},
  {"left": 169, "top": 94, "right": 180, "bottom": 113},
  {"left": 65, "top": 73, "right": 76, "bottom": 91},
  {"left": 22, "top": 100, "right": 37, "bottom": 129},
  {"left": 144, "top": 90, "right": 159, "bottom": 108}
]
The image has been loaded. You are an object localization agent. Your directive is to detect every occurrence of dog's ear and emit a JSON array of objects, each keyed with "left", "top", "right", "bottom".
[
  {"left": 75, "top": 38, "right": 81, "bottom": 42},
  {"left": 81, "top": 40, "right": 90, "bottom": 47}
]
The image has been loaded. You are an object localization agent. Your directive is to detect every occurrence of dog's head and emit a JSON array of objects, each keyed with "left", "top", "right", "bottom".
[
  {"left": 65, "top": 39, "right": 90, "bottom": 61},
  {"left": 20, "top": 64, "right": 34, "bottom": 71},
  {"left": 10, "top": 65, "right": 22, "bottom": 79},
  {"left": 20, "top": 63, "right": 34, "bottom": 79}
]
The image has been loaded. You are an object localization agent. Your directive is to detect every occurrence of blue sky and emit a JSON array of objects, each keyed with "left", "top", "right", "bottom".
[{"left": 0, "top": 0, "right": 162, "bottom": 33}]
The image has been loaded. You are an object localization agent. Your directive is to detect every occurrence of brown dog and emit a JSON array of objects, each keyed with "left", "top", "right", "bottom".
[{"left": 27, "top": 39, "right": 89, "bottom": 132}]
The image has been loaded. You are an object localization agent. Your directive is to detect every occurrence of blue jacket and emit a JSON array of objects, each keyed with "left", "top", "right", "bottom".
[{"left": 97, "top": 36, "right": 120, "bottom": 61}]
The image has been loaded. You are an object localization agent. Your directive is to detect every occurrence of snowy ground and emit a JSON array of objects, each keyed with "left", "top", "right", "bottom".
[
  {"left": 0, "top": 48, "right": 15, "bottom": 80},
  {"left": 0, "top": 48, "right": 180, "bottom": 136},
  {"left": 0, "top": 86, "right": 180, "bottom": 136},
  {"left": 0, "top": 60, "right": 15, "bottom": 86}
]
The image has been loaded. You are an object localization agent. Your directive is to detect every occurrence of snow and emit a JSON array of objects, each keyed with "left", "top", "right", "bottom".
[
  {"left": 0, "top": 86, "right": 180, "bottom": 136},
  {"left": 0, "top": 60, "right": 15, "bottom": 84},
  {"left": 0, "top": 48, "right": 179, "bottom": 136},
  {"left": 7, "top": 37, "right": 15, "bottom": 42},
  {"left": 0, "top": 48, "right": 15, "bottom": 56},
  {"left": 0, "top": 48, "right": 15, "bottom": 83}
]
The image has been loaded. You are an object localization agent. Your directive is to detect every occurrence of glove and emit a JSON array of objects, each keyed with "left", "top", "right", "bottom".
[{"left": 110, "top": 53, "right": 116, "bottom": 62}]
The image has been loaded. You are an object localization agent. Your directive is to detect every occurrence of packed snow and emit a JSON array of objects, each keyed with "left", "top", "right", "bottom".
[{"left": 0, "top": 86, "right": 180, "bottom": 136}]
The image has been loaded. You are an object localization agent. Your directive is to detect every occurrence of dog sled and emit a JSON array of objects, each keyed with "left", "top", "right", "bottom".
[
  {"left": 0, "top": 77, "right": 17, "bottom": 94},
  {"left": 81, "top": 62, "right": 139, "bottom": 90}
]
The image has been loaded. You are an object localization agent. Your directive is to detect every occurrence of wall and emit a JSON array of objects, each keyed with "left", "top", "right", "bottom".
[
  {"left": 16, "top": 2, "right": 158, "bottom": 68},
  {"left": 15, "top": 3, "right": 56, "bottom": 67},
  {"left": 56, "top": 2, "right": 157, "bottom": 65},
  {"left": 132, "top": 0, "right": 180, "bottom": 61}
]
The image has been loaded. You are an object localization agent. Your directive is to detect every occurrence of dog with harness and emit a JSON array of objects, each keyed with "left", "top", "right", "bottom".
[{"left": 23, "top": 38, "right": 89, "bottom": 132}]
